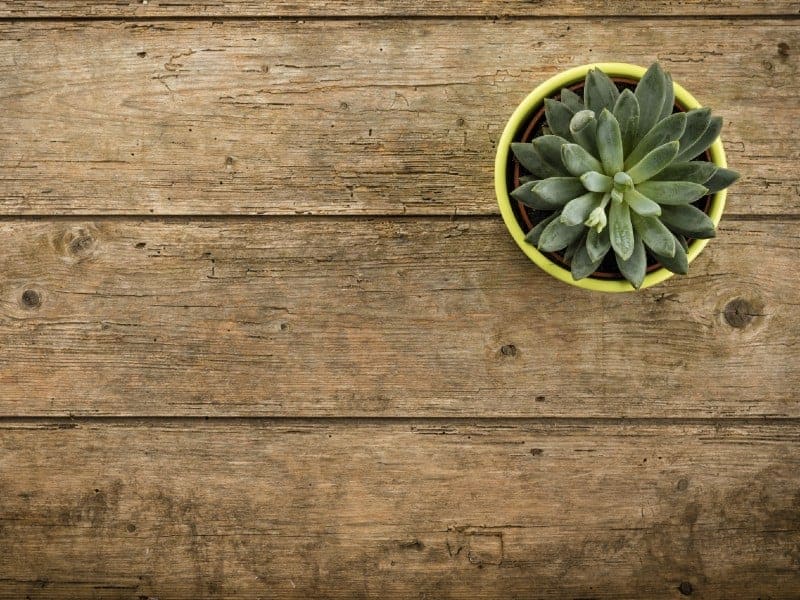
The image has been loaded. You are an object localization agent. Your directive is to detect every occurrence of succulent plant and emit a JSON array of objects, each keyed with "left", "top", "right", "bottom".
[{"left": 510, "top": 63, "right": 739, "bottom": 288}]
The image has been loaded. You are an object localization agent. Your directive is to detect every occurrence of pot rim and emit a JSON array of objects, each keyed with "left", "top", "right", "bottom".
[{"left": 494, "top": 62, "right": 729, "bottom": 293}]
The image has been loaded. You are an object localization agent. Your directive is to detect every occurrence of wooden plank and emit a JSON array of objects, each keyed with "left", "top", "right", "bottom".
[
  {"left": 1, "top": 0, "right": 798, "bottom": 18},
  {"left": 0, "top": 217, "right": 796, "bottom": 417},
  {"left": 0, "top": 419, "right": 798, "bottom": 598},
  {"left": 0, "top": 19, "right": 796, "bottom": 216}
]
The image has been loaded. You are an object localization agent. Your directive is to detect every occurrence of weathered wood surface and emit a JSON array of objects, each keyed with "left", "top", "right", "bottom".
[
  {"left": 0, "top": 19, "right": 796, "bottom": 216},
  {"left": 0, "top": 420, "right": 798, "bottom": 599},
  {"left": 1, "top": 217, "right": 796, "bottom": 417},
  {"left": 1, "top": 0, "right": 798, "bottom": 17}
]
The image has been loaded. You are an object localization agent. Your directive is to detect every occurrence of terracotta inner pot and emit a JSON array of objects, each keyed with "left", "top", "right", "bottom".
[{"left": 509, "top": 77, "right": 713, "bottom": 279}]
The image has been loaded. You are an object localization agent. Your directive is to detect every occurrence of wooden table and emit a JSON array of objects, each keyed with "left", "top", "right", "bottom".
[{"left": 1, "top": 2, "right": 798, "bottom": 598}]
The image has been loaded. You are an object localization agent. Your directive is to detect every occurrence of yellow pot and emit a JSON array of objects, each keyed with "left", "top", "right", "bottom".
[{"left": 494, "top": 62, "right": 729, "bottom": 292}]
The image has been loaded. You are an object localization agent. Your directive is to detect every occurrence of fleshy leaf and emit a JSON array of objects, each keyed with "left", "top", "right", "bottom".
[
  {"left": 676, "top": 108, "right": 711, "bottom": 157},
  {"left": 676, "top": 116, "right": 722, "bottom": 162},
  {"left": 659, "top": 204, "right": 716, "bottom": 239},
  {"left": 538, "top": 217, "right": 586, "bottom": 252},
  {"left": 596, "top": 109, "right": 624, "bottom": 175},
  {"left": 650, "top": 236, "right": 689, "bottom": 275},
  {"left": 651, "top": 160, "right": 717, "bottom": 184},
  {"left": 544, "top": 99, "right": 575, "bottom": 141},
  {"left": 563, "top": 234, "right": 583, "bottom": 262},
  {"left": 658, "top": 72, "right": 675, "bottom": 121},
  {"left": 634, "top": 180, "right": 708, "bottom": 205},
  {"left": 560, "top": 88, "right": 584, "bottom": 113},
  {"left": 615, "top": 232, "right": 646, "bottom": 289},
  {"left": 586, "top": 225, "right": 611, "bottom": 263},
  {"left": 624, "top": 112, "right": 687, "bottom": 170},
  {"left": 584, "top": 69, "right": 620, "bottom": 115},
  {"left": 532, "top": 135, "right": 571, "bottom": 173},
  {"left": 571, "top": 242, "right": 603, "bottom": 280},
  {"left": 623, "top": 188, "right": 661, "bottom": 217},
  {"left": 704, "top": 167, "right": 740, "bottom": 193},
  {"left": 613, "top": 89, "right": 640, "bottom": 156},
  {"left": 532, "top": 177, "right": 587, "bottom": 207},
  {"left": 569, "top": 109, "right": 598, "bottom": 155},
  {"left": 609, "top": 199, "right": 635, "bottom": 260},
  {"left": 561, "top": 143, "right": 603, "bottom": 176},
  {"left": 524, "top": 212, "right": 560, "bottom": 246},
  {"left": 627, "top": 141, "right": 680, "bottom": 184},
  {"left": 511, "top": 180, "right": 556, "bottom": 210},
  {"left": 511, "top": 143, "right": 564, "bottom": 179},
  {"left": 561, "top": 192, "right": 603, "bottom": 226},
  {"left": 631, "top": 212, "right": 676, "bottom": 258},
  {"left": 634, "top": 63, "right": 669, "bottom": 141},
  {"left": 580, "top": 171, "right": 613, "bottom": 193}
]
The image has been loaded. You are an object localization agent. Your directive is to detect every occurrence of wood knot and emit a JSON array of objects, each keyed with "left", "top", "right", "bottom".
[
  {"left": 723, "top": 298, "right": 755, "bottom": 328},
  {"left": 676, "top": 478, "right": 689, "bottom": 492},
  {"left": 55, "top": 226, "right": 99, "bottom": 262},
  {"left": 678, "top": 581, "right": 693, "bottom": 596},
  {"left": 500, "top": 344, "right": 517, "bottom": 357},
  {"left": 21, "top": 289, "right": 42, "bottom": 309},
  {"left": 778, "top": 42, "right": 790, "bottom": 58}
]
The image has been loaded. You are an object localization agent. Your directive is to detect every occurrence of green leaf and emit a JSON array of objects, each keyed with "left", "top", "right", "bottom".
[
  {"left": 560, "top": 88, "right": 584, "bottom": 113},
  {"left": 634, "top": 63, "right": 669, "bottom": 140},
  {"left": 569, "top": 110, "right": 598, "bottom": 155},
  {"left": 561, "top": 143, "right": 603, "bottom": 176},
  {"left": 615, "top": 232, "right": 646, "bottom": 289},
  {"left": 560, "top": 192, "right": 603, "bottom": 226},
  {"left": 580, "top": 171, "right": 613, "bottom": 193},
  {"left": 511, "top": 180, "right": 554, "bottom": 210},
  {"left": 676, "top": 108, "right": 711, "bottom": 158},
  {"left": 532, "top": 135, "right": 571, "bottom": 174},
  {"left": 524, "top": 212, "right": 560, "bottom": 246},
  {"left": 532, "top": 177, "right": 586, "bottom": 207},
  {"left": 511, "top": 143, "right": 563, "bottom": 179},
  {"left": 613, "top": 89, "right": 640, "bottom": 156},
  {"left": 634, "top": 180, "right": 708, "bottom": 205},
  {"left": 631, "top": 212, "right": 676, "bottom": 257},
  {"left": 659, "top": 204, "right": 716, "bottom": 239},
  {"left": 571, "top": 242, "right": 603, "bottom": 280},
  {"left": 519, "top": 174, "right": 536, "bottom": 184},
  {"left": 596, "top": 109, "right": 624, "bottom": 175},
  {"left": 544, "top": 99, "right": 575, "bottom": 141},
  {"left": 609, "top": 199, "right": 635, "bottom": 260},
  {"left": 538, "top": 217, "right": 586, "bottom": 252},
  {"left": 651, "top": 160, "right": 717, "bottom": 184},
  {"left": 563, "top": 233, "right": 583, "bottom": 262},
  {"left": 704, "top": 167, "right": 740, "bottom": 193},
  {"left": 623, "top": 188, "right": 661, "bottom": 217},
  {"left": 676, "top": 233, "right": 689, "bottom": 252},
  {"left": 650, "top": 236, "right": 689, "bottom": 275},
  {"left": 676, "top": 116, "right": 722, "bottom": 162},
  {"left": 658, "top": 72, "right": 675, "bottom": 121},
  {"left": 627, "top": 141, "right": 680, "bottom": 184},
  {"left": 586, "top": 225, "right": 611, "bottom": 263},
  {"left": 624, "top": 112, "right": 687, "bottom": 170},
  {"left": 584, "top": 68, "right": 620, "bottom": 115}
]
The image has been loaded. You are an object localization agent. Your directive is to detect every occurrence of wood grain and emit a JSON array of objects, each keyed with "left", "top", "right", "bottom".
[
  {"left": 1, "top": 0, "right": 798, "bottom": 18},
  {"left": 1, "top": 217, "right": 796, "bottom": 417},
  {"left": 0, "top": 19, "right": 796, "bottom": 216},
  {"left": 1, "top": 419, "right": 798, "bottom": 599}
]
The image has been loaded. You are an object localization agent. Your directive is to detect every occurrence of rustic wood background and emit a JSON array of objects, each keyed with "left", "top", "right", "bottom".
[{"left": 1, "top": 1, "right": 798, "bottom": 598}]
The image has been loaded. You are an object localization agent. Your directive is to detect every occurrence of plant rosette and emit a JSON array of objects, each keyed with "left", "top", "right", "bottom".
[{"left": 494, "top": 62, "right": 739, "bottom": 292}]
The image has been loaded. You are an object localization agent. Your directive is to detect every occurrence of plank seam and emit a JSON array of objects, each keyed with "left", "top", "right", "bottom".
[
  {"left": 1, "top": 14, "right": 800, "bottom": 22},
  {"left": 1, "top": 416, "right": 799, "bottom": 425}
]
